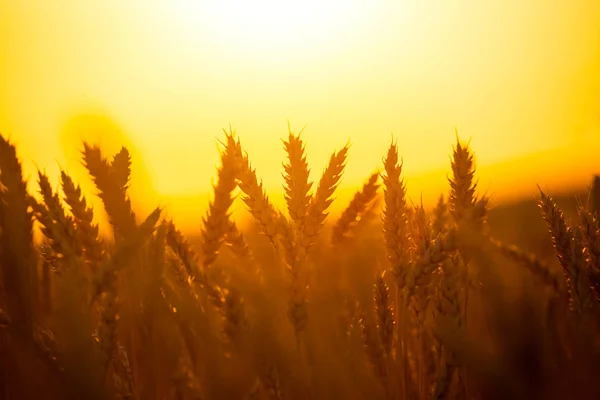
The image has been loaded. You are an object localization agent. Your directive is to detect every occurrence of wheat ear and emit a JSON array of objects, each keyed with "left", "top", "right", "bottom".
[
  {"left": 539, "top": 189, "right": 595, "bottom": 318},
  {"left": 577, "top": 206, "right": 600, "bottom": 297},
  {"left": 300, "top": 143, "right": 348, "bottom": 252},
  {"left": 61, "top": 170, "right": 104, "bottom": 271},
  {"left": 201, "top": 132, "right": 240, "bottom": 269},
  {"left": 431, "top": 255, "right": 464, "bottom": 399},
  {"left": 82, "top": 143, "right": 136, "bottom": 239},
  {"left": 448, "top": 134, "right": 477, "bottom": 223},
  {"left": 382, "top": 139, "right": 410, "bottom": 289},
  {"left": 33, "top": 171, "right": 81, "bottom": 263},
  {"left": 0, "top": 134, "right": 37, "bottom": 335},
  {"left": 432, "top": 195, "right": 448, "bottom": 237},
  {"left": 233, "top": 135, "right": 282, "bottom": 250},
  {"left": 374, "top": 271, "right": 395, "bottom": 358},
  {"left": 332, "top": 171, "right": 379, "bottom": 244},
  {"left": 282, "top": 127, "right": 312, "bottom": 227}
]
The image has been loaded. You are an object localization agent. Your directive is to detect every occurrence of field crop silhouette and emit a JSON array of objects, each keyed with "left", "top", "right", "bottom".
[{"left": 0, "top": 127, "right": 599, "bottom": 400}]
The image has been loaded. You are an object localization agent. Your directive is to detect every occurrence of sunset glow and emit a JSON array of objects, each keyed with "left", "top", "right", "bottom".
[
  {"left": 165, "top": 0, "right": 371, "bottom": 58},
  {"left": 1, "top": 0, "right": 599, "bottom": 232}
]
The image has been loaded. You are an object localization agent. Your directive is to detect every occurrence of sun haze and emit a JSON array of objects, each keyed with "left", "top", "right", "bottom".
[{"left": 1, "top": 0, "right": 599, "bottom": 232}]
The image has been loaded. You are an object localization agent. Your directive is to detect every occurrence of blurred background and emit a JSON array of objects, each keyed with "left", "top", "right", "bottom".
[{"left": 1, "top": 0, "right": 599, "bottom": 236}]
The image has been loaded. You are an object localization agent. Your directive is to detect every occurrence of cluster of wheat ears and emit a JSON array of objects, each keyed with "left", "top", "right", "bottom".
[{"left": 0, "top": 128, "right": 599, "bottom": 400}]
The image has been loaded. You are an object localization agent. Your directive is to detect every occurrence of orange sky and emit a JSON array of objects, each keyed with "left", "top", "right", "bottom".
[{"left": 1, "top": 1, "right": 599, "bottom": 233}]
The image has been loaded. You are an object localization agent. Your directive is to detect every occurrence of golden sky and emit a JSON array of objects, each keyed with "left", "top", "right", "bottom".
[{"left": 1, "top": 1, "right": 599, "bottom": 232}]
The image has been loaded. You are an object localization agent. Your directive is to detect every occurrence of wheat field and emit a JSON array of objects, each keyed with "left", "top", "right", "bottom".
[{"left": 0, "top": 128, "right": 599, "bottom": 400}]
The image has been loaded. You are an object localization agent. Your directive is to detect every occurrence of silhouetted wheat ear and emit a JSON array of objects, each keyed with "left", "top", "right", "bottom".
[
  {"left": 577, "top": 205, "right": 600, "bottom": 297},
  {"left": 406, "top": 229, "right": 458, "bottom": 301},
  {"left": 0, "top": 134, "right": 38, "bottom": 335},
  {"left": 589, "top": 175, "right": 600, "bottom": 216},
  {"left": 360, "top": 311, "right": 389, "bottom": 392},
  {"left": 539, "top": 189, "right": 595, "bottom": 318},
  {"left": 82, "top": 142, "right": 136, "bottom": 239},
  {"left": 331, "top": 171, "right": 379, "bottom": 244},
  {"left": 201, "top": 132, "right": 240, "bottom": 269},
  {"left": 61, "top": 170, "right": 104, "bottom": 271},
  {"left": 233, "top": 134, "right": 281, "bottom": 249},
  {"left": 382, "top": 139, "right": 410, "bottom": 289},
  {"left": 374, "top": 271, "right": 394, "bottom": 357},
  {"left": 223, "top": 287, "right": 249, "bottom": 346},
  {"left": 33, "top": 171, "right": 81, "bottom": 264},
  {"left": 432, "top": 195, "right": 448, "bottom": 237},
  {"left": 449, "top": 135, "right": 477, "bottom": 223},
  {"left": 283, "top": 128, "right": 312, "bottom": 228},
  {"left": 432, "top": 255, "right": 464, "bottom": 399},
  {"left": 225, "top": 220, "right": 254, "bottom": 264},
  {"left": 300, "top": 142, "right": 349, "bottom": 252},
  {"left": 167, "top": 219, "right": 224, "bottom": 309}
]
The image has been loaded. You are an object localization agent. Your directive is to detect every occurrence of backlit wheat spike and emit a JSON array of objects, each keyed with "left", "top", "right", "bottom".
[
  {"left": 432, "top": 195, "right": 448, "bottom": 237},
  {"left": 225, "top": 220, "right": 254, "bottom": 263},
  {"left": 165, "top": 220, "right": 199, "bottom": 278},
  {"left": 374, "top": 271, "right": 394, "bottom": 357},
  {"left": 165, "top": 219, "right": 224, "bottom": 308},
  {"left": 282, "top": 127, "right": 312, "bottom": 227},
  {"left": 233, "top": 134, "right": 282, "bottom": 249},
  {"left": 382, "top": 139, "right": 410, "bottom": 289},
  {"left": 406, "top": 228, "right": 458, "bottom": 301},
  {"left": 588, "top": 175, "right": 600, "bottom": 217},
  {"left": 201, "top": 132, "right": 240, "bottom": 269},
  {"left": 301, "top": 143, "right": 348, "bottom": 251},
  {"left": 274, "top": 208, "right": 308, "bottom": 335},
  {"left": 412, "top": 198, "right": 431, "bottom": 255},
  {"left": 61, "top": 170, "right": 104, "bottom": 270},
  {"left": 571, "top": 229, "right": 597, "bottom": 318},
  {"left": 286, "top": 142, "right": 349, "bottom": 336},
  {"left": 223, "top": 287, "right": 248, "bottom": 347},
  {"left": 82, "top": 142, "right": 136, "bottom": 239},
  {"left": 93, "top": 212, "right": 163, "bottom": 376},
  {"left": 91, "top": 207, "right": 162, "bottom": 306},
  {"left": 360, "top": 312, "right": 389, "bottom": 392},
  {"left": 432, "top": 255, "right": 464, "bottom": 399},
  {"left": 35, "top": 171, "right": 81, "bottom": 262},
  {"left": 538, "top": 189, "right": 574, "bottom": 274},
  {"left": 29, "top": 197, "right": 59, "bottom": 254},
  {"left": 578, "top": 206, "right": 600, "bottom": 295},
  {"left": 0, "top": 134, "right": 37, "bottom": 334},
  {"left": 331, "top": 171, "right": 379, "bottom": 244},
  {"left": 539, "top": 189, "right": 595, "bottom": 318},
  {"left": 449, "top": 134, "right": 477, "bottom": 223},
  {"left": 110, "top": 147, "right": 131, "bottom": 190},
  {"left": 431, "top": 348, "right": 457, "bottom": 400}
]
